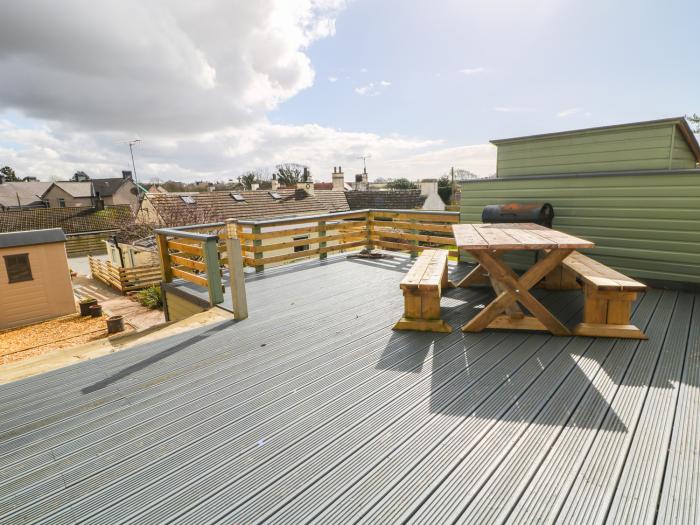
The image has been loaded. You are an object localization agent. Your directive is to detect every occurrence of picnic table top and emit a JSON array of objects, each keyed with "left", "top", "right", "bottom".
[{"left": 452, "top": 223, "right": 595, "bottom": 251}]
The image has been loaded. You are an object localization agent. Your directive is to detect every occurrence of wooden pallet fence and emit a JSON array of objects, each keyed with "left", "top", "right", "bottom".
[{"left": 88, "top": 256, "right": 161, "bottom": 293}]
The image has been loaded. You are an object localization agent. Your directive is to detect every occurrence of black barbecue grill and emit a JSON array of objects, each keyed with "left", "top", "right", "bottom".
[{"left": 481, "top": 202, "right": 554, "bottom": 228}]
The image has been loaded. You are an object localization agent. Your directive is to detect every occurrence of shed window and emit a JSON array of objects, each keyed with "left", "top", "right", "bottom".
[{"left": 4, "top": 253, "right": 33, "bottom": 283}]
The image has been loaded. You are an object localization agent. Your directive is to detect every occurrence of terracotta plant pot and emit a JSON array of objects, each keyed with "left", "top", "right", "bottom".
[
  {"left": 106, "top": 315, "right": 124, "bottom": 334},
  {"left": 89, "top": 304, "right": 102, "bottom": 318},
  {"left": 79, "top": 298, "right": 98, "bottom": 316}
]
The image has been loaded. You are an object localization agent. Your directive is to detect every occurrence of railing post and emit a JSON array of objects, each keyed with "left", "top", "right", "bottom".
[
  {"left": 202, "top": 236, "right": 224, "bottom": 305},
  {"left": 156, "top": 233, "right": 173, "bottom": 283},
  {"left": 225, "top": 222, "right": 248, "bottom": 320},
  {"left": 409, "top": 215, "right": 419, "bottom": 258},
  {"left": 252, "top": 224, "right": 264, "bottom": 273},
  {"left": 318, "top": 219, "right": 327, "bottom": 260},
  {"left": 366, "top": 210, "right": 374, "bottom": 251}
]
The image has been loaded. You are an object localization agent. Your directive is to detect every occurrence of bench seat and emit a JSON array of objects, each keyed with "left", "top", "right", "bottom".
[
  {"left": 560, "top": 251, "right": 648, "bottom": 339},
  {"left": 394, "top": 249, "right": 452, "bottom": 332}
]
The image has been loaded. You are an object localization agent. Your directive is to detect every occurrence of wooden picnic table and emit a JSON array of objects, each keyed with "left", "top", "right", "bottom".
[{"left": 452, "top": 223, "right": 595, "bottom": 336}]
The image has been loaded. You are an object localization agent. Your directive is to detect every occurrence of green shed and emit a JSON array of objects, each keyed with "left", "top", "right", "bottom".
[{"left": 460, "top": 117, "right": 700, "bottom": 287}]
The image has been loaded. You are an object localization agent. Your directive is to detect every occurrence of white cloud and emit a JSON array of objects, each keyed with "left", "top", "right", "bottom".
[
  {"left": 0, "top": 0, "right": 345, "bottom": 135},
  {"left": 328, "top": 76, "right": 338, "bottom": 82},
  {"left": 360, "top": 67, "right": 368, "bottom": 73},
  {"left": 557, "top": 107, "right": 584, "bottom": 117},
  {"left": 460, "top": 67, "right": 485, "bottom": 75},
  {"left": 354, "top": 80, "right": 391, "bottom": 96}
]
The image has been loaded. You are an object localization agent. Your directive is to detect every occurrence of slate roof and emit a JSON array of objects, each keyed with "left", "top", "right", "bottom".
[
  {"left": 313, "top": 190, "right": 351, "bottom": 212},
  {"left": 49, "top": 181, "right": 93, "bottom": 198},
  {"left": 344, "top": 189, "right": 427, "bottom": 210},
  {"left": 0, "top": 228, "right": 66, "bottom": 248},
  {"left": 145, "top": 189, "right": 331, "bottom": 226},
  {"left": 92, "top": 177, "right": 129, "bottom": 197},
  {"left": 0, "top": 181, "right": 51, "bottom": 209},
  {"left": 0, "top": 205, "right": 133, "bottom": 234}
]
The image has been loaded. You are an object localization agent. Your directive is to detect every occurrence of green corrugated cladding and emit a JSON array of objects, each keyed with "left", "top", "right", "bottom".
[
  {"left": 494, "top": 121, "right": 698, "bottom": 177},
  {"left": 459, "top": 170, "right": 700, "bottom": 285}
]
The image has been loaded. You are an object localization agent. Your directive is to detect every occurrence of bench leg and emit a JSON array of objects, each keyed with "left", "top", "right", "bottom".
[
  {"left": 394, "top": 289, "right": 452, "bottom": 333},
  {"left": 572, "top": 286, "right": 647, "bottom": 339}
]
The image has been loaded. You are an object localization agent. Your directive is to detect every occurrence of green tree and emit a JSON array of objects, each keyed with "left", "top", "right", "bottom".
[
  {"left": 687, "top": 113, "right": 700, "bottom": 133},
  {"left": 240, "top": 171, "right": 258, "bottom": 190},
  {"left": 275, "top": 163, "right": 308, "bottom": 186},
  {"left": 438, "top": 175, "right": 452, "bottom": 203},
  {"left": 386, "top": 178, "right": 417, "bottom": 190},
  {"left": 0, "top": 166, "right": 17, "bottom": 181}
]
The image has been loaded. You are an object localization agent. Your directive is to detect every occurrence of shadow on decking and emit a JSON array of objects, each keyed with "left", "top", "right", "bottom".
[
  {"left": 80, "top": 321, "right": 235, "bottom": 394},
  {"left": 375, "top": 286, "right": 636, "bottom": 432}
]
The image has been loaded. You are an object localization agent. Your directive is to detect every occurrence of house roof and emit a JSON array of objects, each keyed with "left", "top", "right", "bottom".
[
  {"left": 0, "top": 205, "right": 133, "bottom": 234},
  {"left": 0, "top": 181, "right": 51, "bottom": 209},
  {"left": 313, "top": 190, "right": 351, "bottom": 212},
  {"left": 344, "top": 189, "right": 427, "bottom": 210},
  {"left": 490, "top": 116, "right": 700, "bottom": 162},
  {"left": 144, "top": 189, "right": 331, "bottom": 226},
  {"left": 92, "top": 177, "right": 130, "bottom": 197},
  {"left": 0, "top": 228, "right": 66, "bottom": 248},
  {"left": 47, "top": 181, "right": 93, "bottom": 198}
]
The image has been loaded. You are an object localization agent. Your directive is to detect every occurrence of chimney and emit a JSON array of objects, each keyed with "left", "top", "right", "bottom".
[
  {"left": 420, "top": 178, "right": 438, "bottom": 196},
  {"left": 296, "top": 169, "right": 314, "bottom": 195},
  {"left": 354, "top": 168, "right": 369, "bottom": 191},
  {"left": 270, "top": 173, "right": 279, "bottom": 191},
  {"left": 332, "top": 166, "right": 345, "bottom": 191},
  {"left": 122, "top": 170, "right": 132, "bottom": 180},
  {"left": 94, "top": 192, "right": 105, "bottom": 211},
  {"left": 250, "top": 182, "right": 260, "bottom": 191}
]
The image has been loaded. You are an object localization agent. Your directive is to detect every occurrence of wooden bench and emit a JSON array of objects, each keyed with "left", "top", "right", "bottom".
[
  {"left": 559, "top": 251, "right": 648, "bottom": 339},
  {"left": 393, "top": 249, "right": 453, "bottom": 333}
]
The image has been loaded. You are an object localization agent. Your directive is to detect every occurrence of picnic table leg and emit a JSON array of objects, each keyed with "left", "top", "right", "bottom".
[
  {"left": 451, "top": 262, "right": 489, "bottom": 288},
  {"left": 461, "top": 249, "right": 573, "bottom": 336}
]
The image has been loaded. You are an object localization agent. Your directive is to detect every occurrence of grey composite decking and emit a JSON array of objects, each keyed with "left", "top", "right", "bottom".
[{"left": 0, "top": 254, "right": 697, "bottom": 524}]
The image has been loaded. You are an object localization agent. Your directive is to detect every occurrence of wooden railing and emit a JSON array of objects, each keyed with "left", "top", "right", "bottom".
[
  {"left": 225, "top": 209, "right": 460, "bottom": 273},
  {"left": 88, "top": 256, "right": 161, "bottom": 293},
  {"left": 154, "top": 209, "right": 460, "bottom": 312},
  {"left": 154, "top": 227, "right": 225, "bottom": 305}
]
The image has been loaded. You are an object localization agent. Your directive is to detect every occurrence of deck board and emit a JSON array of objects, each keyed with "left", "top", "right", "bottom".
[{"left": 0, "top": 254, "right": 697, "bottom": 524}]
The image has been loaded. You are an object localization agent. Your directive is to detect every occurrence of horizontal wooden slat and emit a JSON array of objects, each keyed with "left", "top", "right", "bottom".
[
  {"left": 373, "top": 220, "right": 455, "bottom": 234},
  {"left": 371, "top": 211, "right": 460, "bottom": 223},
  {"left": 170, "top": 254, "right": 207, "bottom": 272},
  {"left": 372, "top": 230, "right": 454, "bottom": 245},
  {"left": 172, "top": 266, "right": 209, "bottom": 287},
  {"left": 249, "top": 240, "right": 366, "bottom": 266},
  {"left": 167, "top": 240, "right": 203, "bottom": 256},
  {"left": 238, "top": 222, "right": 366, "bottom": 241},
  {"left": 241, "top": 232, "right": 366, "bottom": 254}
]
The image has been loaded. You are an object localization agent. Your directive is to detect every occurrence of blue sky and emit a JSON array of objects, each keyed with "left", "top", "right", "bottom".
[
  {"left": 0, "top": 0, "right": 697, "bottom": 182},
  {"left": 273, "top": 0, "right": 700, "bottom": 146}
]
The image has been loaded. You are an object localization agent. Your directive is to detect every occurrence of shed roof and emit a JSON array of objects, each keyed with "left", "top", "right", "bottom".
[
  {"left": 0, "top": 205, "right": 133, "bottom": 234},
  {"left": 0, "top": 228, "right": 66, "bottom": 248},
  {"left": 491, "top": 116, "right": 700, "bottom": 162}
]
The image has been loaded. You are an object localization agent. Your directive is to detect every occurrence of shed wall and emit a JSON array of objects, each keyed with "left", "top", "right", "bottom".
[
  {"left": 460, "top": 170, "right": 700, "bottom": 285},
  {"left": 0, "top": 242, "right": 76, "bottom": 330},
  {"left": 496, "top": 123, "right": 697, "bottom": 177}
]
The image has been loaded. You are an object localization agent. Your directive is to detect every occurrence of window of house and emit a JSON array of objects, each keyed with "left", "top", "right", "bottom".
[
  {"left": 293, "top": 235, "right": 309, "bottom": 252},
  {"left": 180, "top": 195, "right": 196, "bottom": 204},
  {"left": 269, "top": 191, "right": 282, "bottom": 200},
  {"left": 4, "top": 253, "right": 33, "bottom": 283},
  {"left": 230, "top": 193, "right": 245, "bottom": 202},
  {"left": 58, "top": 198, "right": 66, "bottom": 208}
]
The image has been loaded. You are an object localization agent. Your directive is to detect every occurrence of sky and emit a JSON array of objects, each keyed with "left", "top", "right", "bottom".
[{"left": 0, "top": 0, "right": 698, "bottom": 183}]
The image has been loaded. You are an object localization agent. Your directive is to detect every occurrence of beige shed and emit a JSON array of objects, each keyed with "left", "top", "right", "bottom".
[{"left": 0, "top": 228, "right": 76, "bottom": 330}]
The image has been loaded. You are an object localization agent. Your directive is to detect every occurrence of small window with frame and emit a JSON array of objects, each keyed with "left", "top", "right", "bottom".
[{"left": 4, "top": 253, "right": 33, "bottom": 283}]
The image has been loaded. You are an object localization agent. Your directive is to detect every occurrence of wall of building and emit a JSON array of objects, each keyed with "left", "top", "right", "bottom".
[
  {"left": 0, "top": 242, "right": 76, "bottom": 330},
  {"left": 495, "top": 122, "right": 697, "bottom": 177},
  {"left": 105, "top": 180, "right": 140, "bottom": 212},
  {"left": 460, "top": 169, "right": 700, "bottom": 286},
  {"left": 43, "top": 186, "right": 92, "bottom": 208}
]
